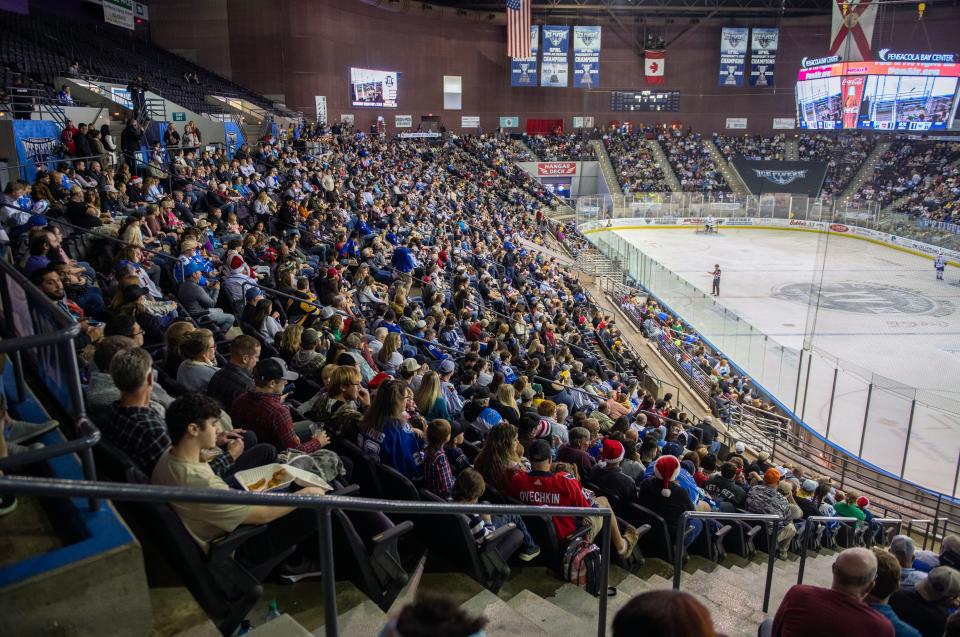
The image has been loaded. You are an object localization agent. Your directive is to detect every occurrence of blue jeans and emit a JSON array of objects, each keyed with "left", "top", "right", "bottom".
[
  {"left": 493, "top": 514, "right": 538, "bottom": 551},
  {"left": 683, "top": 518, "right": 705, "bottom": 548}
]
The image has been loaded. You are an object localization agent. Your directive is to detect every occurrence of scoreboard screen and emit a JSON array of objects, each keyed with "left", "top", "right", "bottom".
[
  {"left": 796, "top": 57, "right": 960, "bottom": 131},
  {"left": 611, "top": 90, "right": 680, "bottom": 112}
]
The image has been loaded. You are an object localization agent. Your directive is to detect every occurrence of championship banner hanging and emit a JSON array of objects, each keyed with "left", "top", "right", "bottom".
[
  {"left": 829, "top": 0, "right": 877, "bottom": 62},
  {"left": 541, "top": 26, "right": 570, "bottom": 88},
  {"left": 719, "top": 27, "right": 748, "bottom": 86},
  {"left": 511, "top": 25, "right": 540, "bottom": 87},
  {"left": 644, "top": 50, "right": 664, "bottom": 85},
  {"left": 750, "top": 27, "right": 779, "bottom": 86},
  {"left": 572, "top": 26, "right": 601, "bottom": 89}
]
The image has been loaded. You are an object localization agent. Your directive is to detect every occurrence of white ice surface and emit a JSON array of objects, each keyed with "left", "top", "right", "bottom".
[{"left": 612, "top": 227, "right": 960, "bottom": 494}]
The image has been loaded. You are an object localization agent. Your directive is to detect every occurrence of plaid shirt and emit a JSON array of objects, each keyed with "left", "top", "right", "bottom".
[
  {"left": 229, "top": 391, "right": 323, "bottom": 454},
  {"left": 424, "top": 447, "right": 454, "bottom": 499},
  {"left": 103, "top": 402, "right": 232, "bottom": 476}
]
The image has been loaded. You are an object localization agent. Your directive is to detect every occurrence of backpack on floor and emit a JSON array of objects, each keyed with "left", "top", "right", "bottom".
[{"left": 563, "top": 536, "right": 602, "bottom": 596}]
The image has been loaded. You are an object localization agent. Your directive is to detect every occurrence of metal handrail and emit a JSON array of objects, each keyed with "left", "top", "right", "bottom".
[
  {"left": 796, "top": 515, "right": 859, "bottom": 584},
  {"left": 672, "top": 511, "right": 781, "bottom": 612},
  {"left": 0, "top": 474, "right": 613, "bottom": 637},
  {"left": 0, "top": 259, "right": 102, "bottom": 510}
]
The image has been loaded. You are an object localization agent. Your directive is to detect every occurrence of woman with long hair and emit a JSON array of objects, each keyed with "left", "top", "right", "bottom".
[
  {"left": 376, "top": 332, "right": 403, "bottom": 373},
  {"left": 250, "top": 298, "right": 282, "bottom": 344},
  {"left": 613, "top": 591, "right": 721, "bottom": 637},
  {"left": 162, "top": 321, "right": 195, "bottom": 378},
  {"left": 276, "top": 323, "right": 303, "bottom": 362},
  {"left": 176, "top": 328, "right": 220, "bottom": 392},
  {"left": 358, "top": 379, "right": 424, "bottom": 480},
  {"left": 414, "top": 370, "right": 449, "bottom": 421},
  {"left": 490, "top": 383, "right": 520, "bottom": 426},
  {"left": 473, "top": 422, "right": 524, "bottom": 492}
]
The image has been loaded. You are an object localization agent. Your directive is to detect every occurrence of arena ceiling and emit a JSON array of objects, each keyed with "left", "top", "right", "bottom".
[{"left": 426, "top": 0, "right": 838, "bottom": 19}]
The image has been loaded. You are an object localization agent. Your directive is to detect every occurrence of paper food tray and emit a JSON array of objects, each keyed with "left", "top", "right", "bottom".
[{"left": 235, "top": 463, "right": 331, "bottom": 493}]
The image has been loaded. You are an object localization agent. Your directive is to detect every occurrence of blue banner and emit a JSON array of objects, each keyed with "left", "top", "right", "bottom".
[
  {"left": 572, "top": 26, "right": 601, "bottom": 89},
  {"left": 511, "top": 25, "right": 539, "bottom": 87},
  {"left": 719, "top": 27, "right": 748, "bottom": 87},
  {"left": 12, "top": 120, "right": 62, "bottom": 181},
  {"left": 541, "top": 26, "right": 569, "bottom": 88},
  {"left": 224, "top": 121, "right": 246, "bottom": 158},
  {"left": 750, "top": 27, "right": 779, "bottom": 87}
]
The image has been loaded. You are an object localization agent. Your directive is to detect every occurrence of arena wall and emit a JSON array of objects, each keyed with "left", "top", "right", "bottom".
[{"left": 150, "top": 0, "right": 960, "bottom": 134}]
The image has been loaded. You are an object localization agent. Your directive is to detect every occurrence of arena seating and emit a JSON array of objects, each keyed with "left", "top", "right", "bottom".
[
  {"left": 602, "top": 132, "right": 670, "bottom": 194},
  {"left": 658, "top": 130, "right": 730, "bottom": 193},
  {"left": 714, "top": 134, "right": 785, "bottom": 161},
  {"left": 0, "top": 8, "right": 291, "bottom": 119},
  {"left": 851, "top": 139, "right": 960, "bottom": 208},
  {"left": 892, "top": 160, "right": 960, "bottom": 223},
  {"left": 526, "top": 133, "right": 597, "bottom": 161},
  {"left": 797, "top": 132, "right": 876, "bottom": 196}
]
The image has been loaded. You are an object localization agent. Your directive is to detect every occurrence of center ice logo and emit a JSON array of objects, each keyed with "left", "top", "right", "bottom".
[
  {"left": 772, "top": 282, "right": 953, "bottom": 317},
  {"left": 753, "top": 169, "right": 807, "bottom": 186}
]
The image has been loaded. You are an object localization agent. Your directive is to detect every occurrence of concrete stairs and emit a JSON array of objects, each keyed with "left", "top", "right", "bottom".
[
  {"left": 785, "top": 137, "right": 800, "bottom": 161},
  {"left": 590, "top": 139, "right": 624, "bottom": 196},
  {"left": 521, "top": 138, "right": 540, "bottom": 161},
  {"left": 170, "top": 550, "right": 840, "bottom": 637},
  {"left": 840, "top": 140, "right": 891, "bottom": 202},
  {"left": 648, "top": 138, "right": 683, "bottom": 192},
  {"left": 704, "top": 138, "right": 749, "bottom": 195}
]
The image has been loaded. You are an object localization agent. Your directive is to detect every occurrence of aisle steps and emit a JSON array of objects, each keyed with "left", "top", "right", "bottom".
[{"left": 647, "top": 138, "right": 683, "bottom": 192}]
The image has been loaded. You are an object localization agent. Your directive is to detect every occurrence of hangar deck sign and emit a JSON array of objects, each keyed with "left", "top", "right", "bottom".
[{"left": 537, "top": 162, "right": 578, "bottom": 176}]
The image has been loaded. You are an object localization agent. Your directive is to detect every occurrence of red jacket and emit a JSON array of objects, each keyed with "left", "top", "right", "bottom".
[{"left": 61, "top": 125, "right": 78, "bottom": 156}]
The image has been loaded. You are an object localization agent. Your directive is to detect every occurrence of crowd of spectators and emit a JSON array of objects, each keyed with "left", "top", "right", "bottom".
[
  {"left": 851, "top": 140, "right": 959, "bottom": 209},
  {"left": 797, "top": 132, "right": 876, "bottom": 196},
  {"left": 887, "top": 144, "right": 960, "bottom": 225},
  {"left": 602, "top": 132, "right": 671, "bottom": 194},
  {"left": 526, "top": 133, "right": 597, "bottom": 161},
  {"left": 714, "top": 134, "right": 785, "bottom": 161},
  {"left": 658, "top": 130, "right": 729, "bottom": 193}
]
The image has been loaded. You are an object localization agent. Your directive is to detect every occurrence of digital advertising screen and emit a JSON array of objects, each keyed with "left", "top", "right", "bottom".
[
  {"left": 796, "top": 77, "right": 842, "bottom": 129},
  {"left": 795, "top": 57, "right": 960, "bottom": 131},
  {"left": 350, "top": 68, "right": 399, "bottom": 108},
  {"left": 543, "top": 178, "right": 572, "bottom": 199},
  {"left": 857, "top": 75, "right": 958, "bottom": 131}
]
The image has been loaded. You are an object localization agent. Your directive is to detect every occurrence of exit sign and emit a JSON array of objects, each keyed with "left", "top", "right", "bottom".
[{"left": 171, "top": 112, "right": 186, "bottom": 121}]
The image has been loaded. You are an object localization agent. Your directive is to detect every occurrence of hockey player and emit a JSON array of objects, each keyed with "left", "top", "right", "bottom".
[{"left": 935, "top": 251, "right": 946, "bottom": 281}]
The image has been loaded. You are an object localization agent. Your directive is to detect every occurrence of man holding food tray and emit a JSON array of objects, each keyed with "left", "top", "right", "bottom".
[{"left": 153, "top": 394, "right": 329, "bottom": 583}]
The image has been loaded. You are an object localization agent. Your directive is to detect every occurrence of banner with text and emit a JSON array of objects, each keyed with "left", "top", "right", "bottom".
[
  {"left": 719, "top": 27, "right": 749, "bottom": 87},
  {"left": 511, "top": 25, "right": 540, "bottom": 87},
  {"left": 314, "top": 96, "right": 327, "bottom": 124},
  {"left": 13, "top": 120, "right": 62, "bottom": 181},
  {"left": 395, "top": 115, "right": 412, "bottom": 128},
  {"left": 103, "top": 0, "right": 134, "bottom": 30},
  {"left": 749, "top": 27, "right": 779, "bottom": 86},
  {"left": 731, "top": 159, "right": 828, "bottom": 196},
  {"left": 572, "top": 26, "right": 601, "bottom": 88},
  {"left": 541, "top": 26, "right": 570, "bottom": 88}
]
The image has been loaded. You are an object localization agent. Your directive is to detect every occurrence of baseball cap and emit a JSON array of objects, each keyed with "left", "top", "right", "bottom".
[
  {"left": 320, "top": 306, "right": 335, "bottom": 320},
  {"left": 917, "top": 566, "right": 960, "bottom": 602},
  {"left": 367, "top": 371, "right": 392, "bottom": 389},
  {"left": 801, "top": 479, "right": 818, "bottom": 494},
  {"left": 763, "top": 468, "right": 781, "bottom": 485},
  {"left": 889, "top": 535, "right": 916, "bottom": 561},
  {"left": 438, "top": 359, "right": 456, "bottom": 375},
  {"left": 253, "top": 357, "right": 299, "bottom": 382},
  {"left": 528, "top": 439, "right": 552, "bottom": 462},
  {"left": 400, "top": 358, "right": 420, "bottom": 373},
  {"left": 121, "top": 284, "right": 150, "bottom": 303},
  {"left": 245, "top": 286, "right": 264, "bottom": 302},
  {"left": 301, "top": 328, "right": 320, "bottom": 346},
  {"left": 477, "top": 407, "right": 503, "bottom": 429},
  {"left": 183, "top": 261, "right": 203, "bottom": 277}
]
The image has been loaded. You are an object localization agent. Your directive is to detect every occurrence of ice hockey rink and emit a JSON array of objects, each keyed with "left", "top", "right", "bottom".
[{"left": 609, "top": 227, "right": 960, "bottom": 494}]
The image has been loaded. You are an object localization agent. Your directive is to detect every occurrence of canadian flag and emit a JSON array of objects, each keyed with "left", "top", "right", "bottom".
[
  {"left": 829, "top": 0, "right": 877, "bottom": 62},
  {"left": 645, "top": 50, "right": 665, "bottom": 84}
]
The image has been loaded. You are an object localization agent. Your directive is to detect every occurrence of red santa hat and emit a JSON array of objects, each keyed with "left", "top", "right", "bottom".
[
  {"left": 229, "top": 255, "right": 245, "bottom": 273},
  {"left": 599, "top": 439, "right": 624, "bottom": 466},
  {"left": 653, "top": 455, "right": 681, "bottom": 497},
  {"left": 856, "top": 496, "right": 869, "bottom": 508}
]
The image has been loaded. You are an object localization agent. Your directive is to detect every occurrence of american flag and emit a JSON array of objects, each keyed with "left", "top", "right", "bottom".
[{"left": 507, "top": 0, "right": 531, "bottom": 59}]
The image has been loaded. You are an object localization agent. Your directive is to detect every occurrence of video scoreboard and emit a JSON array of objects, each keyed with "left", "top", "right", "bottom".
[
  {"left": 795, "top": 52, "right": 960, "bottom": 131},
  {"left": 610, "top": 90, "right": 680, "bottom": 112}
]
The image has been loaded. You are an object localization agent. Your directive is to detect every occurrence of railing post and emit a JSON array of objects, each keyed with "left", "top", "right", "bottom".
[
  {"left": 952, "top": 448, "right": 960, "bottom": 502},
  {"left": 673, "top": 511, "right": 688, "bottom": 590},
  {"left": 763, "top": 519, "right": 780, "bottom": 613},
  {"left": 797, "top": 520, "right": 811, "bottom": 585},
  {"left": 597, "top": 510, "right": 611, "bottom": 637},
  {"left": 824, "top": 367, "right": 838, "bottom": 440},
  {"left": 857, "top": 383, "right": 873, "bottom": 457},
  {"left": 899, "top": 399, "right": 917, "bottom": 479},
  {"left": 317, "top": 507, "right": 338, "bottom": 637}
]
